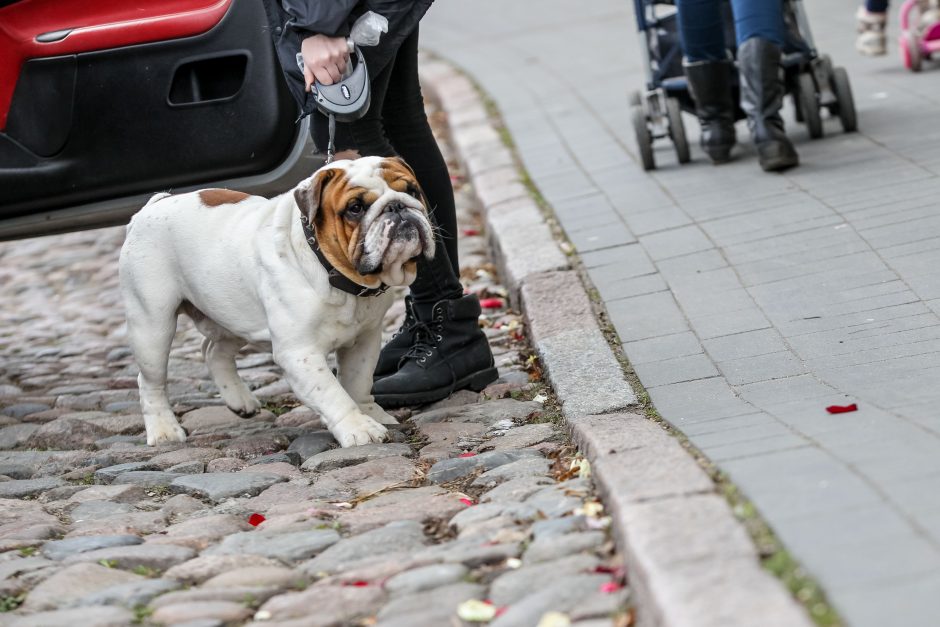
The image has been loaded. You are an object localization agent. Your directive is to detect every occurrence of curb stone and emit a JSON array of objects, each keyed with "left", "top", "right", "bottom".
[{"left": 420, "top": 57, "right": 813, "bottom": 627}]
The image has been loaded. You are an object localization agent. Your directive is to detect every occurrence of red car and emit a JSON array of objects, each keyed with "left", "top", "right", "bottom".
[{"left": 0, "top": 0, "right": 313, "bottom": 240}]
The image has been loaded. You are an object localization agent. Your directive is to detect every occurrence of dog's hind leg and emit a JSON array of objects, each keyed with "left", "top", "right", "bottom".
[
  {"left": 183, "top": 304, "right": 262, "bottom": 417},
  {"left": 124, "top": 294, "right": 187, "bottom": 445}
]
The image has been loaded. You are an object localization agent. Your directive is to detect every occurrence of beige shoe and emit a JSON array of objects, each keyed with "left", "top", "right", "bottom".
[{"left": 856, "top": 7, "right": 887, "bottom": 56}]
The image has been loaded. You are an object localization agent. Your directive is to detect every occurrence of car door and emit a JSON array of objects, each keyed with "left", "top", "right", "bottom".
[{"left": 0, "top": 0, "right": 316, "bottom": 239}]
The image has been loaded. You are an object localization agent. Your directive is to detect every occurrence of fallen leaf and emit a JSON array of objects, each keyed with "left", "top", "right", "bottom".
[
  {"left": 460, "top": 497, "right": 474, "bottom": 507},
  {"left": 537, "top": 611, "right": 571, "bottom": 627},
  {"left": 343, "top": 580, "right": 370, "bottom": 587},
  {"left": 457, "top": 599, "right": 498, "bottom": 622},
  {"left": 461, "top": 228, "right": 481, "bottom": 236},
  {"left": 601, "top": 581, "right": 624, "bottom": 593},
  {"left": 459, "top": 452, "right": 477, "bottom": 458},
  {"left": 826, "top": 403, "right": 858, "bottom": 414},
  {"left": 479, "top": 298, "right": 504, "bottom": 309},
  {"left": 248, "top": 513, "right": 266, "bottom": 527}
]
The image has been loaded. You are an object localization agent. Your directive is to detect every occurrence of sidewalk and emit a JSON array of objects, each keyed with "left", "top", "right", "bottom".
[{"left": 423, "top": 1, "right": 940, "bottom": 625}]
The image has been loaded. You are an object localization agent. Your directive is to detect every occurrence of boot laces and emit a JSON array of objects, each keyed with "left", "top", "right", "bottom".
[{"left": 400, "top": 315, "right": 444, "bottom": 367}]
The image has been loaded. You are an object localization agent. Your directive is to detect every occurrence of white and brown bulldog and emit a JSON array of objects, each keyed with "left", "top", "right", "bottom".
[{"left": 119, "top": 156, "right": 435, "bottom": 447}]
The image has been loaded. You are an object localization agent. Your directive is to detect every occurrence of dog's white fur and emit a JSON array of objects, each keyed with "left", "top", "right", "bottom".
[{"left": 119, "top": 157, "right": 434, "bottom": 447}]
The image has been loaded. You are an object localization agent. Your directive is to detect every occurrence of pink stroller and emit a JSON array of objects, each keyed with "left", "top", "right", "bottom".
[{"left": 900, "top": 0, "right": 940, "bottom": 70}]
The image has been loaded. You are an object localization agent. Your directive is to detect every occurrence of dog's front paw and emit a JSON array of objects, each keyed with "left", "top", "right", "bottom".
[
  {"left": 145, "top": 415, "right": 187, "bottom": 446},
  {"left": 332, "top": 411, "right": 388, "bottom": 447},
  {"left": 360, "top": 402, "right": 399, "bottom": 425}
]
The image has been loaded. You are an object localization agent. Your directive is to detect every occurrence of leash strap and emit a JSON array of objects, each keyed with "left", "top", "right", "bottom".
[{"left": 326, "top": 113, "right": 336, "bottom": 164}]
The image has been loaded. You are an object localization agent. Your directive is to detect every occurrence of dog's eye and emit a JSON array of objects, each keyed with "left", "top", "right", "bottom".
[
  {"left": 345, "top": 201, "right": 365, "bottom": 219},
  {"left": 406, "top": 184, "right": 421, "bottom": 199}
]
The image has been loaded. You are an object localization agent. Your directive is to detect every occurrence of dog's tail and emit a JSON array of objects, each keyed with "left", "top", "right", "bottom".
[
  {"left": 145, "top": 192, "right": 172, "bottom": 207},
  {"left": 126, "top": 192, "right": 173, "bottom": 235}
]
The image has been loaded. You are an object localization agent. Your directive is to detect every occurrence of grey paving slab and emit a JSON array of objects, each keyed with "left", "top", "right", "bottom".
[{"left": 423, "top": 0, "right": 940, "bottom": 622}]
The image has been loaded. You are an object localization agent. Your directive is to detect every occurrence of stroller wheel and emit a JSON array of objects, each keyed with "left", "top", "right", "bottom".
[
  {"left": 797, "top": 72, "right": 823, "bottom": 139},
  {"left": 631, "top": 105, "right": 656, "bottom": 171},
  {"left": 831, "top": 67, "right": 858, "bottom": 133},
  {"left": 665, "top": 97, "right": 690, "bottom": 165},
  {"left": 901, "top": 32, "right": 923, "bottom": 72}
]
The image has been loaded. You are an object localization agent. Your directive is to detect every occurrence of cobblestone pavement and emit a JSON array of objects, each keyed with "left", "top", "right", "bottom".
[{"left": 0, "top": 105, "right": 628, "bottom": 626}]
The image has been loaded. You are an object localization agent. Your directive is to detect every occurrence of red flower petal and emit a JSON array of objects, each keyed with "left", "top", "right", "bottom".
[
  {"left": 495, "top": 606, "right": 508, "bottom": 617},
  {"left": 479, "top": 298, "right": 504, "bottom": 309},
  {"left": 459, "top": 452, "right": 477, "bottom": 458},
  {"left": 826, "top": 403, "right": 858, "bottom": 414},
  {"left": 343, "top": 580, "right": 370, "bottom": 587},
  {"left": 600, "top": 581, "right": 623, "bottom": 593},
  {"left": 248, "top": 513, "right": 266, "bottom": 526},
  {"left": 460, "top": 497, "right": 474, "bottom": 507},
  {"left": 461, "top": 228, "right": 481, "bottom": 237}
]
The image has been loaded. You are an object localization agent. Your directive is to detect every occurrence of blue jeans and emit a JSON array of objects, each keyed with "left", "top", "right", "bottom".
[
  {"left": 676, "top": 0, "right": 785, "bottom": 62},
  {"left": 866, "top": 0, "right": 889, "bottom": 12}
]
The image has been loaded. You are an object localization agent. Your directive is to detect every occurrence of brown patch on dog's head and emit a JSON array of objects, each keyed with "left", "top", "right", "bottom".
[
  {"left": 199, "top": 189, "right": 250, "bottom": 207},
  {"left": 378, "top": 157, "right": 428, "bottom": 206}
]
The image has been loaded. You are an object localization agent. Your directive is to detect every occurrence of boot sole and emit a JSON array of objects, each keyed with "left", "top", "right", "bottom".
[{"left": 373, "top": 366, "right": 499, "bottom": 408}]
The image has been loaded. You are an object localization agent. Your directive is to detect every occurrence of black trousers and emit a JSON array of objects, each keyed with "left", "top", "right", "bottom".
[{"left": 311, "top": 26, "right": 463, "bottom": 305}]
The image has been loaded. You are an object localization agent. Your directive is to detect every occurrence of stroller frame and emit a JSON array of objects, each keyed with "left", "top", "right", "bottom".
[{"left": 630, "top": 0, "right": 858, "bottom": 170}]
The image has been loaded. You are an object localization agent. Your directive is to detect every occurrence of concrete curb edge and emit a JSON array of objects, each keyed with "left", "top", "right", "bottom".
[{"left": 419, "top": 57, "right": 813, "bottom": 627}]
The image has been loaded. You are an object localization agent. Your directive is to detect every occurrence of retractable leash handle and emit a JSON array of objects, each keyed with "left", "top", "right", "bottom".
[{"left": 295, "top": 40, "right": 372, "bottom": 163}]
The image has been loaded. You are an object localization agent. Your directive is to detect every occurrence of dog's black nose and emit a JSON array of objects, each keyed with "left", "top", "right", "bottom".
[{"left": 388, "top": 202, "right": 406, "bottom": 214}]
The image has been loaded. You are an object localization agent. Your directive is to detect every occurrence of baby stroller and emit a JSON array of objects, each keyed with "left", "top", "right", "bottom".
[
  {"left": 630, "top": 0, "right": 858, "bottom": 170},
  {"left": 900, "top": 0, "right": 940, "bottom": 71}
]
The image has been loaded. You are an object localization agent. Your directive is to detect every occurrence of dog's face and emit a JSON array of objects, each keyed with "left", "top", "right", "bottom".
[{"left": 294, "top": 156, "right": 436, "bottom": 288}]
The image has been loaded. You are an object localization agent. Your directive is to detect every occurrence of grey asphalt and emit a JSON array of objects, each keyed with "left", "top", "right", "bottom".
[{"left": 422, "top": 1, "right": 940, "bottom": 625}]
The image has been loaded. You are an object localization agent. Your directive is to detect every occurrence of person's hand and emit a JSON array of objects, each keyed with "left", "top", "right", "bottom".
[{"left": 301, "top": 34, "right": 349, "bottom": 89}]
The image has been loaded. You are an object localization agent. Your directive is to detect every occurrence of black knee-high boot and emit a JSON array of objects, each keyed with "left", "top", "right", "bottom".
[
  {"left": 684, "top": 59, "right": 736, "bottom": 164},
  {"left": 737, "top": 38, "right": 799, "bottom": 172}
]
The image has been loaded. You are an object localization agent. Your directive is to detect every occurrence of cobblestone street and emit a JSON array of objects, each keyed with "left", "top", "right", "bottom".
[{"left": 0, "top": 104, "right": 628, "bottom": 626}]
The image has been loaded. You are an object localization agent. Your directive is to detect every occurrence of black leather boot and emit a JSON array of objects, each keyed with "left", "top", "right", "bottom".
[
  {"left": 684, "top": 59, "right": 736, "bottom": 164},
  {"left": 737, "top": 37, "right": 799, "bottom": 172},
  {"left": 374, "top": 295, "right": 417, "bottom": 379},
  {"left": 371, "top": 294, "right": 497, "bottom": 408}
]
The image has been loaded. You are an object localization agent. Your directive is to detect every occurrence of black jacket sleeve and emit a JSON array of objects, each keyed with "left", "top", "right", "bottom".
[{"left": 280, "top": 0, "right": 361, "bottom": 37}]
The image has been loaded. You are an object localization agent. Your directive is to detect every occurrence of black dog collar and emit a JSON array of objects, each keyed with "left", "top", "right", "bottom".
[{"left": 299, "top": 214, "right": 389, "bottom": 297}]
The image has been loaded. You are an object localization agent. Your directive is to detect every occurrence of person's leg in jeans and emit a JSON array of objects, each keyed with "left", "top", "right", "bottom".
[
  {"left": 311, "top": 28, "right": 496, "bottom": 406},
  {"left": 731, "top": 0, "right": 798, "bottom": 171},
  {"left": 676, "top": 0, "right": 736, "bottom": 163},
  {"left": 857, "top": 0, "right": 889, "bottom": 56}
]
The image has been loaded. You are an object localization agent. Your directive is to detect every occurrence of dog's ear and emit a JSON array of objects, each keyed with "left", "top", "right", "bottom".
[{"left": 294, "top": 168, "right": 338, "bottom": 222}]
